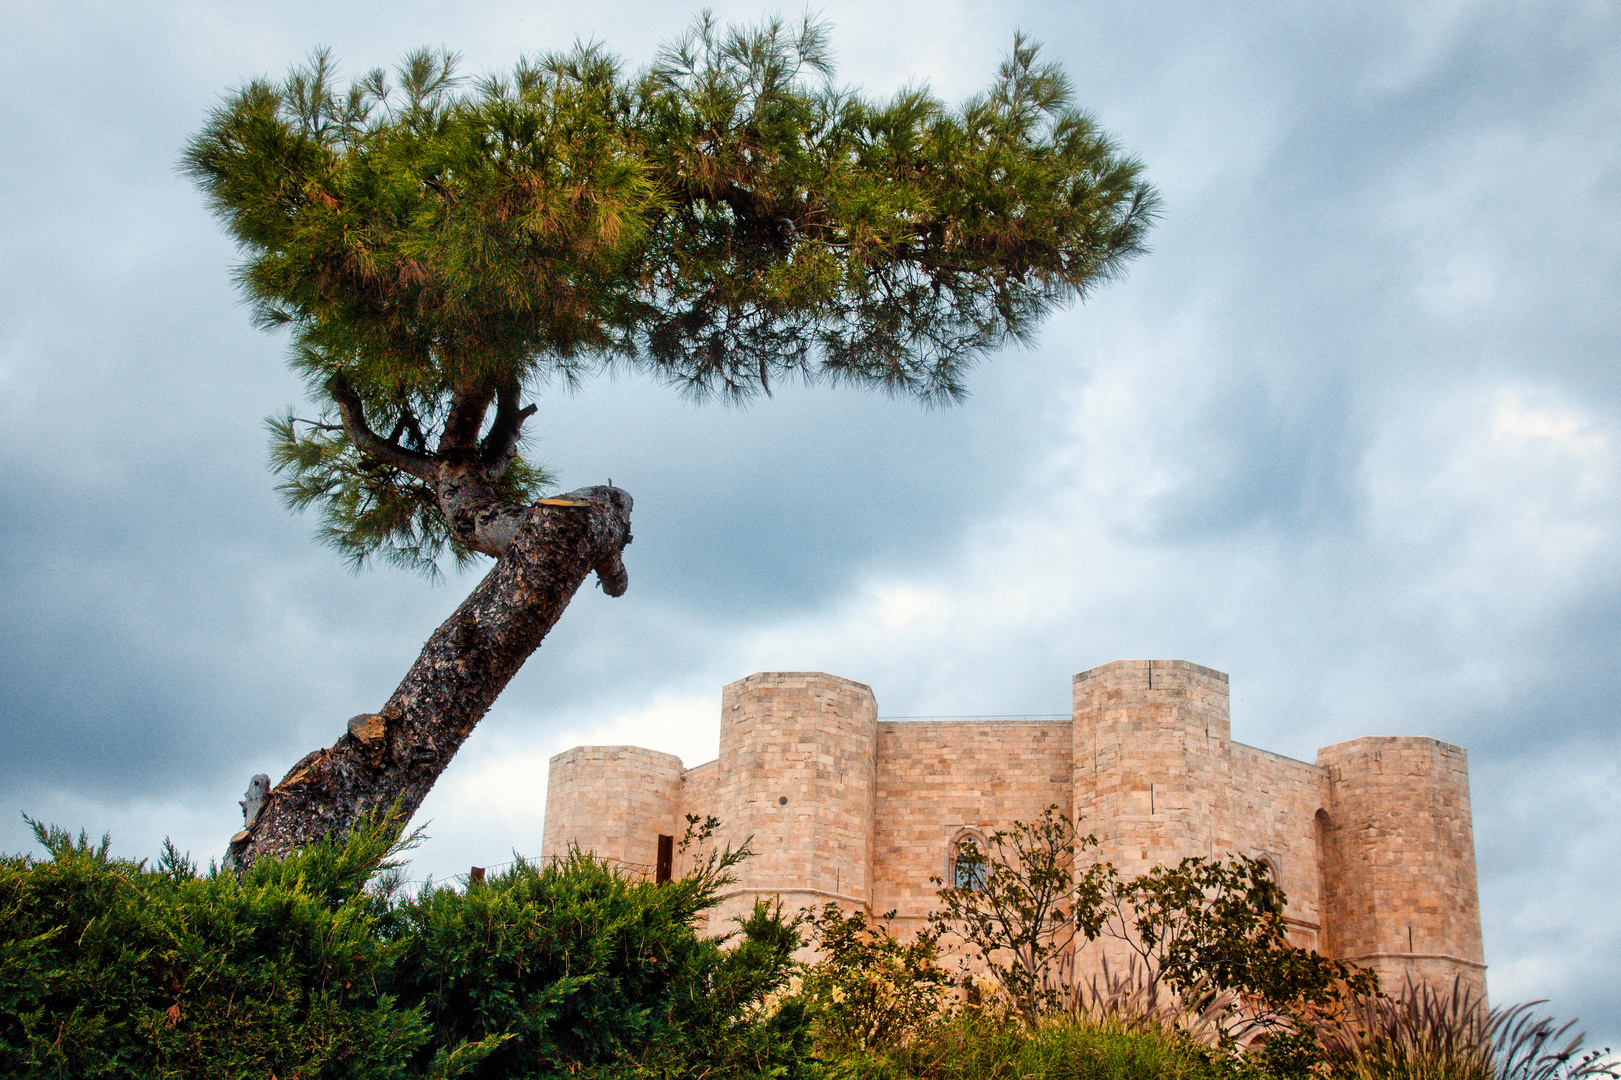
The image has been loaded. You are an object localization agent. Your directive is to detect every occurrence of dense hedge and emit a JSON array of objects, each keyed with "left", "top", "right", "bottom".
[
  {"left": 0, "top": 820, "right": 808, "bottom": 1080},
  {"left": 385, "top": 849, "right": 810, "bottom": 1079},
  {"left": 5, "top": 819, "right": 1611, "bottom": 1080}
]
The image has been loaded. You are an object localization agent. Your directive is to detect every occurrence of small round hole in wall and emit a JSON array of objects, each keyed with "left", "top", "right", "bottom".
[{"left": 778, "top": 796, "right": 788, "bottom": 805}]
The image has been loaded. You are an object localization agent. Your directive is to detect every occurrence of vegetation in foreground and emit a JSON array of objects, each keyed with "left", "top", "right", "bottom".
[
  {"left": 0, "top": 816, "right": 804, "bottom": 1079},
  {"left": 1, "top": 812, "right": 1613, "bottom": 1080}
]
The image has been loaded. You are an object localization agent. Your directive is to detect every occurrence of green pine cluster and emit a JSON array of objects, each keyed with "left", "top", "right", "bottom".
[{"left": 184, "top": 15, "right": 1158, "bottom": 574}]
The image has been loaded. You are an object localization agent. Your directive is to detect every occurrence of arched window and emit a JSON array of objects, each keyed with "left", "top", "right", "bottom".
[
  {"left": 1253, "top": 853, "right": 1282, "bottom": 914},
  {"left": 948, "top": 829, "right": 989, "bottom": 891},
  {"left": 1314, "top": 808, "right": 1333, "bottom": 928},
  {"left": 1314, "top": 809, "right": 1333, "bottom": 895}
]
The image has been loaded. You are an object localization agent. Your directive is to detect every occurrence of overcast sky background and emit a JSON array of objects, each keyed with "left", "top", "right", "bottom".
[{"left": 3, "top": 0, "right": 1618, "bottom": 1045}]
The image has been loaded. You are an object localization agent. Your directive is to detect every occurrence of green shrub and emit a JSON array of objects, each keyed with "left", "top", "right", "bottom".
[
  {"left": 830, "top": 1010, "right": 1260, "bottom": 1080},
  {"left": 800, "top": 904, "right": 956, "bottom": 1056},
  {"left": 0, "top": 816, "right": 810, "bottom": 1080},
  {"left": 385, "top": 850, "right": 812, "bottom": 1079},
  {"left": 929, "top": 807, "right": 1376, "bottom": 1039},
  {"left": 0, "top": 819, "right": 445, "bottom": 1080}
]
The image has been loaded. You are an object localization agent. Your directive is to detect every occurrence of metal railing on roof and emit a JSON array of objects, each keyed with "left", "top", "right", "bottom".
[{"left": 876, "top": 713, "right": 1070, "bottom": 722}]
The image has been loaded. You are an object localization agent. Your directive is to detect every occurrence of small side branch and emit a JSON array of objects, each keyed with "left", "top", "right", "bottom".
[
  {"left": 325, "top": 374, "right": 439, "bottom": 481},
  {"left": 290, "top": 416, "right": 344, "bottom": 434}
]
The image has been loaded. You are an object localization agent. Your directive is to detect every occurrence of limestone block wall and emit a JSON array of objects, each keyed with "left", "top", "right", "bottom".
[
  {"left": 702, "top": 672, "right": 878, "bottom": 931},
  {"left": 541, "top": 746, "right": 683, "bottom": 876},
  {"left": 1225, "top": 742, "right": 1332, "bottom": 950},
  {"left": 1317, "top": 737, "right": 1486, "bottom": 998},
  {"left": 871, "top": 720, "right": 1072, "bottom": 936},
  {"left": 540, "top": 661, "right": 1488, "bottom": 999},
  {"left": 1073, "top": 660, "right": 1233, "bottom": 873},
  {"left": 672, "top": 759, "right": 720, "bottom": 877}
]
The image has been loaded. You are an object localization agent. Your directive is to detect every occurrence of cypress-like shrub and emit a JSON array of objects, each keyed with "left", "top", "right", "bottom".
[
  {"left": 0, "top": 818, "right": 809, "bottom": 1080},
  {"left": 0, "top": 820, "right": 452, "bottom": 1079},
  {"left": 384, "top": 849, "right": 812, "bottom": 1079}
]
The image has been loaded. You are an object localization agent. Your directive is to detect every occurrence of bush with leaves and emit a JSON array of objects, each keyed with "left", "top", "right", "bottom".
[
  {"left": 0, "top": 817, "right": 490, "bottom": 1080},
  {"left": 837, "top": 1007, "right": 1266, "bottom": 1080},
  {"left": 928, "top": 808, "right": 1088, "bottom": 1021},
  {"left": 930, "top": 807, "right": 1374, "bottom": 1041},
  {"left": 1079, "top": 853, "right": 1377, "bottom": 1041},
  {"left": 385, "top": 832, "right": 813, "bottom": 1080},
  {"left": 800, "top": 904, "right": 956, "bottom": 1056},
  {"left": 0, "top": 814, "right": 811, "bottom": 1080}
]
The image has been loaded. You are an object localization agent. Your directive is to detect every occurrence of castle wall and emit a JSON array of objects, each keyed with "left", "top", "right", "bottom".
[
  {"left": 541, "top": 662, "right": 1487, "bottom": 1001},
  {"left": 703, "top": 672, "right": 878, "bottom": 932},
  {"left": 673, "top": 759, "right": 720, "bottom": 877},
  {"left": 541, "top": 745, "right": 683, "bottom": 876},
  {"left": 871, "top": 720, "right": 1073, "bottom": 934},
  {"left": 1073, "top": 660, "right": 1233, "bottom": 873},
  {"left": 1225, "top": 742, "right": 1331, "bottom": 951},
  {"left": 1317, "top": 737, "right": 1486, "bottom": 998},
  {"left": 681, "top": 758, "right": 720, "bottom": 810}
]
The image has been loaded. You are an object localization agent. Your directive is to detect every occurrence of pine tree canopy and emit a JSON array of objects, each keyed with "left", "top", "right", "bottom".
[{"left": 184, "top": 15, "right": 1159, "bottom": 575}]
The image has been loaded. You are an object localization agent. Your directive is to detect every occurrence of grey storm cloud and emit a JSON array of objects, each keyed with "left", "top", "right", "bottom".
[{"left": 2, "top": 0, "right": 1619, "bottom": 1050}]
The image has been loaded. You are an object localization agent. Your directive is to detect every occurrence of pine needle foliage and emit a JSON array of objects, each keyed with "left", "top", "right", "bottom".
[
  {"left": 266, "top": 410, "right": 549, "bottom": 577},
  {"left": 183, "top": 14, "right": 1158, "bottom": 573}
]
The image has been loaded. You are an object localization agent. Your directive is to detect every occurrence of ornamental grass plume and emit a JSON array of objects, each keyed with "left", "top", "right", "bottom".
[
  {"left": 1068, "top": 955, "right": 1236, "bottom": 1048},
  {"left": 1316, "top": 978, "right": 1618, "bottom": 1080}
]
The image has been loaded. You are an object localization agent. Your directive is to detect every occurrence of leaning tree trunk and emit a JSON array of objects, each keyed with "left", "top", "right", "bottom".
[{"left": 228, "top": 485, "right": 632, "bottom": 869}]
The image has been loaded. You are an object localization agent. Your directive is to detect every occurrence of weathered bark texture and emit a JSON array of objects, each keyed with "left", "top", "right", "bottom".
[{"left": 229, "top": 484, "right": 632, "bottom": 868}]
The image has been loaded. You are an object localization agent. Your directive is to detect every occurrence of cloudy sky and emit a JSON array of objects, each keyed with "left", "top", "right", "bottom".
[{"left": 3, "top": 0, "right": 1618, "bottom": 1044}]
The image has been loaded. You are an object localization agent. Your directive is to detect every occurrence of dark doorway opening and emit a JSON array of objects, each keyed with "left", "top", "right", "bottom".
[{"left": 656, "top": 834, "right": 674, "bottom": 884}]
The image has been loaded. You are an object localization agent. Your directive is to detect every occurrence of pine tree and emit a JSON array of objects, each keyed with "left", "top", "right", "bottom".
[{"left": 185, "top": 15, "right": 1159, "bottom": 866}]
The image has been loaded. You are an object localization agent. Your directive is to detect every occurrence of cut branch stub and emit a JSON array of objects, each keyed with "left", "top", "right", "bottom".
[{"left": 229, "top": 485, "right": 633, "bottom": 868}]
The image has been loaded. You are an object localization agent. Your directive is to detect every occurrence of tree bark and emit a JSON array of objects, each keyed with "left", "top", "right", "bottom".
[
  {"left": 229, "top": 484, "right": 632, "bottom": 869},
  {"left": 434, "top": 458, "right": 534, "bottom": 558}
]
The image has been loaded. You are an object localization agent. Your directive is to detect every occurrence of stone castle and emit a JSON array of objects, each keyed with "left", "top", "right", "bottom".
[{"left": 541, "top": 659, "right": 1486, "bottom": 996}]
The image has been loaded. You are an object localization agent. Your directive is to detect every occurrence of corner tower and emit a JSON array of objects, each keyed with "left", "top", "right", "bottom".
[
  {"left": 541, "top": 746, "right": 684, "bottom": 875},
  {"left": 707, "top": 672, "right": 878, "bottom": 927},
  {"left": 1316, "top": 737, "right": 1486, "bottom": 997},
  {"left": 1073, "top": 660, "right": 1234, "bottom": 871}
]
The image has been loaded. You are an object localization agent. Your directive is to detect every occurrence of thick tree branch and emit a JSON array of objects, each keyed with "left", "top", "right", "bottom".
[
  {"left": 480, "top": 380, "right": 538, "bottom": 472},
  {"left": 326, "top": 374, "right": 438, "bottom": 481},
  {"left": 230, "top": 485, "right": 634, "bottom": 868},
  {"left": 441, "top": 382, "right": 496, "bottom": 452},
  {"left": 435, "top": 463, "right": 533, "bottom": 557}
]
